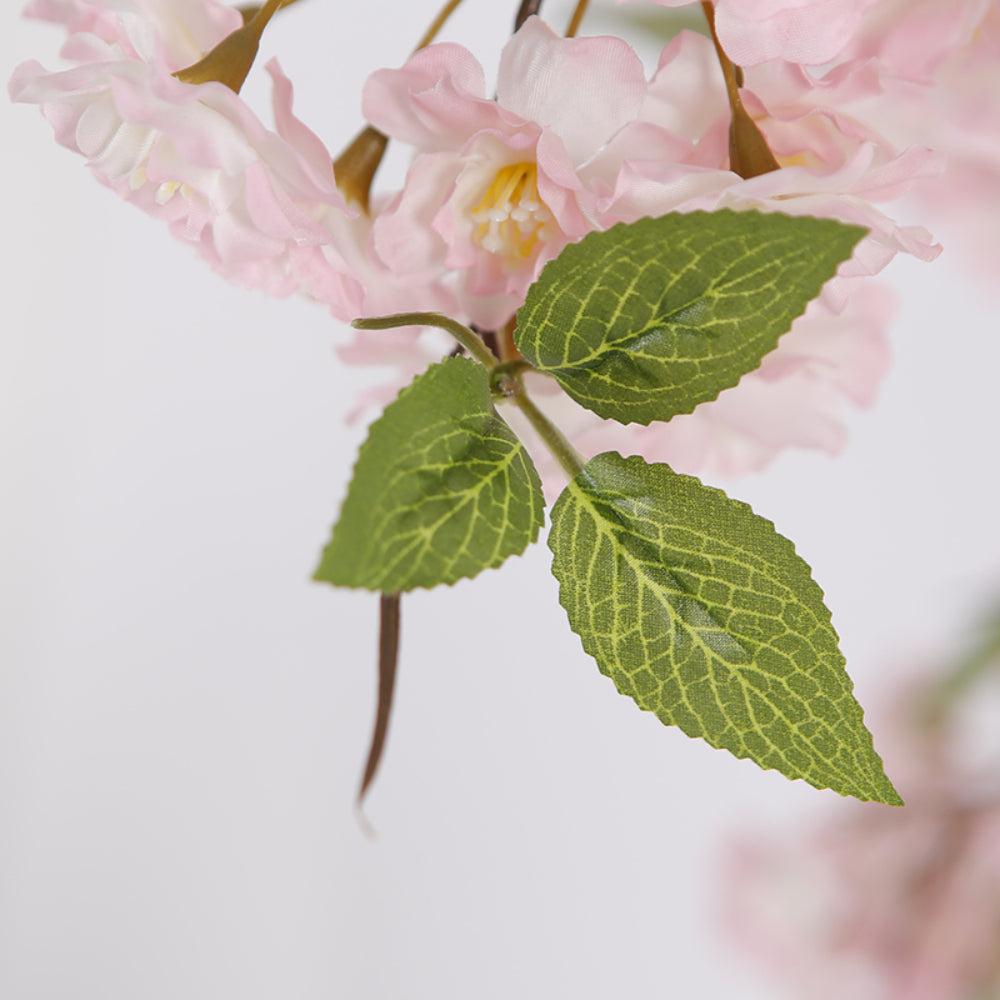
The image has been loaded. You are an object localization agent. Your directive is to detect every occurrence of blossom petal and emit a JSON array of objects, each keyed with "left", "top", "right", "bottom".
[
  {"left": 496, "top": 16, "right": 647, "bottom": 163},
  {"left": 363, "top": 42, "right": 495, "bottom": 150}
]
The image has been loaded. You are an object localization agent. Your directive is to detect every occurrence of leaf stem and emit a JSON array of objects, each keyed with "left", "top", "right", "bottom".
[
  {"left": 355, "top": 312, "right": 584, "bottom": 480},
  {"left": 357, "top": 593, "right": 402, "bottom": 809},
  {"left": 565, "top": 0, "right": 590, "bottom": 37},
  {"left": 353, "top": 312, "right": 497, "bottom": 370},
  {"left": 510, "top": 386, "right": 585, "bottom": 480},
  {"left": 490, "top": 358, "right": 535, "bottom": 384}
]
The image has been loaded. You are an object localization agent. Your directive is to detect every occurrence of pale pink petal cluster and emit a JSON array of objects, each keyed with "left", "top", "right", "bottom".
[
  {"left": 363, "top": 16, "right": 649, "bottom": 329},
  {"left": 723, "top": 678, "right": 1000, "bottom": 999},
  {"left": 529, "top": 27, "right": 937, "bottom": 479},
  {"left": 354, "top": 18, "right": 941, "bottom": 474},
  {"left": 12, "top": 2, "right": 955, "bottom": 479},
  {"left": 10, "top": 0, "right": 365, "bottom": 316},
  {"left": 833, "top": 0, "right": 1000, "bottom": 277},
  {"left": 848, "top": 0, "right": 996, "bottom": 78},
  {"left": 619, "top": 0, "right": 880, "bottom": 65}
]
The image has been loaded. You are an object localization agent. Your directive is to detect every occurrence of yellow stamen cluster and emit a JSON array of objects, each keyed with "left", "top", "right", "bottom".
[
  {"left": 128, "top": 167, "right": 192, "bottom": 205},
  {"left": 472, "top": 162, "right": 554, "bottom": 265}
]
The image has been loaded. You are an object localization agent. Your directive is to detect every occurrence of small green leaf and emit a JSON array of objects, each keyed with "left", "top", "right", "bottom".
[
  {"left": 515, "top": 210, "right": 866, "bottom": 425},
  {"left": 548, "top": 452, "right": 900, "bottom": 804},
  {"left": 315, "top": 358, "right": 544, "bottom": 591}
]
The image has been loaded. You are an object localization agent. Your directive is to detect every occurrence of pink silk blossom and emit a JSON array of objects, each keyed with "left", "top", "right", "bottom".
[
  {"left": 723, "top": 676, "right": 1000, "bottom": 1000},
  {"left": 347, "top": 20, "right": 942, "bottom": 480},
  {"left": 12, "top": 2, "right": 951, "bottom": 484},
  {"left": 362, "top": 16, "right": 649, "bottom": 329}
]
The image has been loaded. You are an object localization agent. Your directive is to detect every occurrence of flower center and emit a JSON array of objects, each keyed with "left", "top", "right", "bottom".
[
  {"left": 128, "top": 166, "right": 193, "bottom": 206},
  {"left": 471, "top": 162, "right": 553, "bottom": 264}
]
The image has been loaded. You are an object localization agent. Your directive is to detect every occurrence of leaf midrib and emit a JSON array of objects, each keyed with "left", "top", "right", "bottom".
[{"left": 570, "top": 479, "right": 866, "bottom": 789}]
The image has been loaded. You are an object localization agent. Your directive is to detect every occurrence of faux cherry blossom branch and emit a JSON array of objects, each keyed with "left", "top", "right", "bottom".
[{"left": 16, "top": 0, "right": 974, "bottom": 821}]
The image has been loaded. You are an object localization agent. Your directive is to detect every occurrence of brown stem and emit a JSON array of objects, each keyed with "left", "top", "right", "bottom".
[
  {"left": 701, "top": 2, "right": 780, "bottom": 179},
  {"left": 414, "top": 0, "right": 466, "bottom": 51},
  {"left": 514, "top": 0, "right": 543, "bottom": 32},
  {"left": 565, "top": 0, "right": 590, "bottom": 37},
  {"left": 332, "top": 0, "right": 465, "bottom": 211},
  {"left": 357, "top": 593, "right": 402, "bottom": 808},
  {"left": 237, "top": 0, "right": 301, "bottom": 25}
]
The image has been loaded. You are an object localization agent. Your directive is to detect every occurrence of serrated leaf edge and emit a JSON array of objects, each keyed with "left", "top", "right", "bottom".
[
  {"left": 314, "top": 358, "right": 546, "bottom": 593},
  {"left": 549, "top": 456, "right": 902, "bottom": 806}
]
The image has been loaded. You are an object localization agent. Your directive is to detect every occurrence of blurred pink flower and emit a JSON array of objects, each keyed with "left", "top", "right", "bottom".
[
  {"left": 836, "top": 0, "right": 1000, "bottom": 278},
  {"left": 618, "top": 0, "right": 880, "bottom": 65},
  {"left": 848, "top": 0, "right": 996, "bottom": 79},
  {"left": 724, "top": 677, "right": 1000, "bottom": 1000}
]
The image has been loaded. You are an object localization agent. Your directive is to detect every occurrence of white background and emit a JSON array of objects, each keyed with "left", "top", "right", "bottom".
[{"left": 4, "top": 2, "right": 1000, "bottom": 998}]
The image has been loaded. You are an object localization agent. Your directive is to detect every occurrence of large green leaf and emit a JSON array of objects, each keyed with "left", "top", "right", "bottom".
[
  {"left": 548, "top": 452, "right": 900, "bottom": 804},
  {"left": 315, "top": 358, "right": 544, "bottom": 591},
  {"left": 515, "top": 210, "right": 865, "bottom": 425}
]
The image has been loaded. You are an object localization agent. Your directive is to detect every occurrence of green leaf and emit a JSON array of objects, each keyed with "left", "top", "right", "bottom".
[
  {"left": 315, "top": 357, "right": 545, "bottom": 591},
  {"left": 515, "top": 210, "right": 866, "bottom": 425},
  {"left": 548, "top": 452, "right": 900, "bottom": 804}
]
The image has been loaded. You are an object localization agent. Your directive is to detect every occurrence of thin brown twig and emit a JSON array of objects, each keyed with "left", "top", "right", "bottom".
[
  {"left": 357, "top": 593, "right": 402, "bottom": 811},
  {"left": 514, "top": 0, "right": 543, "bottom": 32},
  {"left": 565, "top": 0, "right": 590, "bottom": 38},
  {"left": 333, "top": 0, "right": 465, "bottom": 212},
  {"left": 415, "top": 0, "right": 466, "bottom": 51}
]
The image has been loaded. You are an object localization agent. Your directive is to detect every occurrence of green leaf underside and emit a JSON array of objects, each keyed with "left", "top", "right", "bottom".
[
  {"left": 548, "top": 452, "right": 900, "bottom": 804},
  {"left": 515, "top": 210, "right": 866, "bottom": 426},
  {"left": 314, "top": 358, "right": 545, "bottom": 592}
]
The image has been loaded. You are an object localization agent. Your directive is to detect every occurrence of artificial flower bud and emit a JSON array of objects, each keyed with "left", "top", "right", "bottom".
[{"left": 333, "top": 126, "right": 389, "bottom": 214}]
